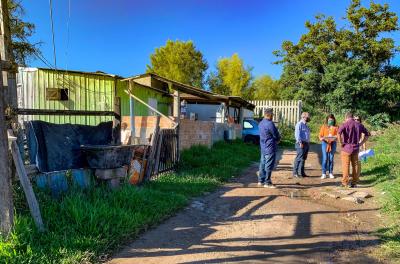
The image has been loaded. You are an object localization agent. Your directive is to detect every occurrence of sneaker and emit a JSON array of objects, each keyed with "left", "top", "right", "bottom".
[
  {"left": 349, "top": 183, "right": 357, "bottom": 188},
  {"left": 257, "top": 182, "right": 263, "bottom": 187},
  {"left": 293, "top": 174, "right": 302, "bottom": 178},
  {"left": 301, "top": 174, "right": 309, "bottom": 177},
  {"left": 321, "top": 174, "right": 326, "bottom": 179},
  {"left": 264, "top": 183, "right": 277, "bottom": 189},
  {"left": 329, "top": 173, "right": 335, "bottom": 179}
]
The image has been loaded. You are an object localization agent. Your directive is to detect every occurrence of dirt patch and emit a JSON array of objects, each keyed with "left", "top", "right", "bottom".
[{"left": 109, "top": 145, "right": 384, "bottom": 264}]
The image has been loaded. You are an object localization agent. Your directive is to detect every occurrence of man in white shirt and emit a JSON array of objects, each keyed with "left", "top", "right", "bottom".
[{"left": 121, "top": 122, "right": 131, "bottom": 145}]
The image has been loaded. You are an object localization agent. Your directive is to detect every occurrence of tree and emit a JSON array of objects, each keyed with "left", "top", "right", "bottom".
[
  {"left": 147, "top": 40, "right": 208, "bottom": 88},
  {"left": 208, "top": 53, "right": 252, "bottom": 98},
  {"left": 274, "top": 0, "right": 400, "bottom": 115},
  {"left": 8, "top": 0, "right": 40, "bottom": 65},
  {"left": 251, "top": 75, "right": 281, "bottom": 100}
]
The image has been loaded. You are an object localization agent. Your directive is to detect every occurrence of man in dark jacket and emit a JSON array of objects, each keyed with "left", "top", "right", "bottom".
[{"left": 258, "top": 108, "right": 281, "bottom": 188}]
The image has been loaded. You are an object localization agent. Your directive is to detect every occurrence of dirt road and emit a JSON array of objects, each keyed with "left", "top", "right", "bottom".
[{"left": 110, "top": 145, "right": 383, "bottom": 264}]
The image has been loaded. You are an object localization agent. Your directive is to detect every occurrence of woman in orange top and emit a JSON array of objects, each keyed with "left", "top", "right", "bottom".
[{"left": 319, "top": 114, "right": 338, "bottom": 179}]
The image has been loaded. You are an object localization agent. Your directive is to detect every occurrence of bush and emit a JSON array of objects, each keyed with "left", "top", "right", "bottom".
[
  {"left": 366, "top": 113, "right": 391, "bottom": 130},
  {"left": 277, "top": 122, "right": 295, "bottom": 147},
  {"left": 361, "top": 125, "right": 400, "bottom": 261}
]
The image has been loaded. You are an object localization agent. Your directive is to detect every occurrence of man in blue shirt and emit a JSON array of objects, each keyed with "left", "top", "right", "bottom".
[
  {"left": 258, "top": 108, "right": 281, "bottom": 188},
  {"left": 293, "top": 112, "right": 311, "bottom": 178}
]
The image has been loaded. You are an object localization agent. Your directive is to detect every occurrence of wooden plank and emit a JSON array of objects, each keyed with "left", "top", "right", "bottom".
[
  {"left": 11, "top": 141, "right": 45, "bottom": 232},
  {"left": 0, "top": 54, "right": 13, "bottom": 235},
  {"left": 16, "top": 108, "right": 116, "bottom": 116},
  {"left": 25, "top": 164, "right": 39, "bottom": 177},
  {"left": 145, "top": 115, "right": 160, "bottom": 180},
  {"left": 0, "top": 0, "right": 15, "bottom": 235},
  {"left": 153, "top": 129, "right": 164, "bottom": 176}
]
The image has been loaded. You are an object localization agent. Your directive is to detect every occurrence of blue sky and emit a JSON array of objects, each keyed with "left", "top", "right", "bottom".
[{"left": 23, "top": 0, "right": 400, "bottom": 80}]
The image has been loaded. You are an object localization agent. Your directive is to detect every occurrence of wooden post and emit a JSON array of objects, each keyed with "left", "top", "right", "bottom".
[
  {"left": 171, "top": 86, "right": 180, "bottom": 159},
  {"left": 113, "top": 96, "right": 121, "bottom": 144},
  {"left": 10, "top": 141, "right": 44, "bottom": 232},
  {"left": 0, "top": 59, "right": 13, "bottom": 235},
  {"left": 153, "top": 129, "right": 164, "bottom": 176},
  {"left": 0, "top": 0, "right": 15, "bottom": 235},
  {"left": 144, "top": 115, "right": 160, "bottom": 181},
  {"left": 129, "top": 81, "right": 136, "bottom": 144},
  {"left": 173, "top": 88, "right": 180, "bottom": 119}
]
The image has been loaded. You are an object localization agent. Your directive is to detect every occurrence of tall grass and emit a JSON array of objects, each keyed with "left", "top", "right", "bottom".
[
  {"left": 361, "top": 124, "right": 400, "bottom": 261},
  {"left": 0, "top": 140, "right": 260, "bottom": 264}
]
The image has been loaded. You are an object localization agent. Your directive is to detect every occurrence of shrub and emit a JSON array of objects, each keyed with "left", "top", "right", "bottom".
[{"left": 366, "top": 113, "right": 391, "bottom": 130}]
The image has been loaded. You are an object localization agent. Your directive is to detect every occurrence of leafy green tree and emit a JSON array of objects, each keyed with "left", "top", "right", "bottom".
[
  {"left": 147, "top": 40, "right": 208, "bottom": 88},
  {"left": 274, "top": 0, "right": 400, "bottom": 115},
  {"left": 251, "top": 75, "right": 281, "bottom": 100},
  {"left": 208, "top": 53, "right": 252, "bottom": 98},
  {"left": 8, "top": 0, "right": 40, "bottom": 65}
]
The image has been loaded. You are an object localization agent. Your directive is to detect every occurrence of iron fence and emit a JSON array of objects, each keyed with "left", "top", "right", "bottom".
[{"left": 153, "top": 128, "right": 179, "bottom": 175}]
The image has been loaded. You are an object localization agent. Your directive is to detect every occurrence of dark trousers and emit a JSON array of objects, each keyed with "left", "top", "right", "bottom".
[
  {"left": 293, "top": 142, "right": 309, "bottom": 176},
  {"left": 258, "top": 153, "right": 276, "bottom": 184}
]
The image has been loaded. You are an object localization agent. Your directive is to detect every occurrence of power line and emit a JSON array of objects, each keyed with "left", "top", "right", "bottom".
[
  {"left": 65, "top": 0, "right": 71, "bottom": 72},
  {"left": 49, "top": 0, "right": 57, "bottom": 69}
]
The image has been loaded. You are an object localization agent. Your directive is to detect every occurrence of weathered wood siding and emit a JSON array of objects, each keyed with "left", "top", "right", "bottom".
[{"left": 17, "top": 68, "right": 115, "bottom": 125}]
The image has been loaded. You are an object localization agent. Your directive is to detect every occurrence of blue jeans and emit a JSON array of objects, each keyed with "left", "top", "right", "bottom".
[
  {"left": 293, "top": 142, "right": 309, "bottom": 176},
  {"left": 258, "top": 153, "right": 276, "bottom": 184},
  {"left": 321, "top": 141, "right": 336, "bottom": 174}
]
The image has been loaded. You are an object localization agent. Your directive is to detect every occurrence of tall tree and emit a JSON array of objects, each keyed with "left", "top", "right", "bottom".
[
  {"left": 274, "top": 0, "right": 400, "bottom": 115},
  {"left": 8, "top": 0, "right": 40, "bottom": 65},
  {"left": 147, "top": 40, "right": 208, "bottom": 88},
  {"left": 251, "top": 75, "right": 281, "bottom": 100},
  {"left": 208, "top": 53, "right": 252, "bottom": 98}
]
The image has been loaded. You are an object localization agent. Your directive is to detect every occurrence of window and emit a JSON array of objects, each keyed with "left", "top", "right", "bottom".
[
  {"left": 46, "top": 88, "right": 69, "bottom": 101},
  {"left": 243, "top": 121, "right": 253, "bottom": 129}
]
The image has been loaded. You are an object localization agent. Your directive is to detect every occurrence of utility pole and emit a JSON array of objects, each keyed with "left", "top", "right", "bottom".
[{"left": 0, "top": 0, "right": 17, "bottom": 236}]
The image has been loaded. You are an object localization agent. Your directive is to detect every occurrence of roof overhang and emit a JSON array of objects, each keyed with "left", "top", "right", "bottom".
[{"left": 122, "top": 73, "right": 255, "bottom": 110}]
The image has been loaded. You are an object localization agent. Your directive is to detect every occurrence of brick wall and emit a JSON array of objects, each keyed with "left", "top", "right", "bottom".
[
  {"left": 121, "top": 116, "right": 175, "bottom": 143},
  {"left": 122, "top": 116, "right": 243, "bottom": 150},
  {"left": 179, "top": 119, "right": 214, "bottom": 150}
]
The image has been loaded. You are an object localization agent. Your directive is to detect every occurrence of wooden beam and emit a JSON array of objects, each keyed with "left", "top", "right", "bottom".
[
  {"left": 0, "top": 0, "right": 14, "bottom": 235},
  {"left": 173, "top": 89, "right": 180, "bottom": 119},
  {"left": 145, "top": 116, "right": 160, "bottom": 181},
  {"left": 124, "top": 90, "right": 178, "bottom": 128},
  {"left": 16, "top": 108, "right": 117, "bottom": 117},
  {"left": 10, "top": 141, "right": 45, "bottom": 232}
]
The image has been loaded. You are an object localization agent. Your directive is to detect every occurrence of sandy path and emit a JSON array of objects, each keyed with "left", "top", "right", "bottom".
[{"left": 110, "top": 145, "right": 383, "bottom": 264}]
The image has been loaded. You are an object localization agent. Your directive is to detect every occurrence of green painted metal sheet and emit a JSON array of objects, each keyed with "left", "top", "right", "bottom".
[
  {"left": 27, "top": 69, "right": 115, "bottom": 125},
  {"left": 117, "top": 81, "right": 172, "bottom": 116}
]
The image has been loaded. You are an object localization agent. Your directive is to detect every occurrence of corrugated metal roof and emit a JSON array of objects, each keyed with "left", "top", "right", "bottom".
[
  {"left": 34, "top": 67, "right": 124, "bottom": 78},
  {"left": 123, "top": 72, "right": 255, "bottom": 110}
]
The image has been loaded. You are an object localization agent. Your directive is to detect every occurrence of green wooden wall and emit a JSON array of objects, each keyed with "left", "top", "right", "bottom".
[
  {"left": 19, "top": 68, "right": 172, "bottom": 126},
  {"left": 116, "top": 81, "right": 172, "bottom": 116},
  {"left": 21, "top": 69, "right": 115, "bottom": 125}
]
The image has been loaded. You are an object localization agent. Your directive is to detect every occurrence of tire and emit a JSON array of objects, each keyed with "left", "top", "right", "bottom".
[
  {"left": 252, "top": 136, "right": 260, "bottom": 145},
  {"left": 244, "top": 135, "right": 252, "bottom": 143}
]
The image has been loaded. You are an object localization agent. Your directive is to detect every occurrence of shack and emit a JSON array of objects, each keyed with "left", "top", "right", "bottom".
[{"left": 119, "top": 73, "right": 255, "bottom": 150}]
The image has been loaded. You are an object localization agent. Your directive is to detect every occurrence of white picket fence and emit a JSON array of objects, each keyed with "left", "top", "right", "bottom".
[{"left": 250, "top": 100, "right": 302, "bottom": 126}]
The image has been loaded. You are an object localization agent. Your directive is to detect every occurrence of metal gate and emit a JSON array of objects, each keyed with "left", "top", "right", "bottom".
[{"left": 153, "top": 128, "right": 179, "bottom": 175}]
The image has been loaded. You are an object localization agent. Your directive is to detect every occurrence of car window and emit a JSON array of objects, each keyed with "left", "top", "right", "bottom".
[{"left": 243, "top": 121, "right": 253, "bottom": 129}]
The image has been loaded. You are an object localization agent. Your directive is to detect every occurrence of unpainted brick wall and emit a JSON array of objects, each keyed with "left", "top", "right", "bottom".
[
  {"left": 121, "top": 116, "right": 175, "bottom": 142},
  {"left": 179, "top": 119, "right": 214, "bottom": 150},
  {"left": 121, "top": 116, "right": 243, "bottom": 150}
]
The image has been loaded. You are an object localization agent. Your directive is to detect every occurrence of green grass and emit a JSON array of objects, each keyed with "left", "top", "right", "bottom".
[
  {"left": 0, "top": 140, "right": 260, "bottom": 264},
  {"left": 360, "top": 124, "right": 400, "bottom": 262}
]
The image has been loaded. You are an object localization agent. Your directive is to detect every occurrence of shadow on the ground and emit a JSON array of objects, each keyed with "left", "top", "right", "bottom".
[{"left": 114, "top": 148, "right": 379, "bottom": 264}]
